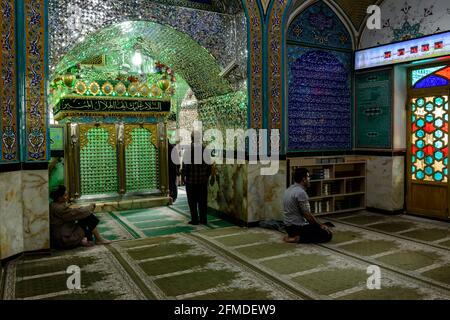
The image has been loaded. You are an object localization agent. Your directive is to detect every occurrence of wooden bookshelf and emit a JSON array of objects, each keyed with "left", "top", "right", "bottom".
[{"left": 288, "top": 156, "right": 367, "bottom": 216}]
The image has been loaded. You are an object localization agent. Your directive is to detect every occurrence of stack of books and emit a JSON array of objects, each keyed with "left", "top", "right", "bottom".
[{"left": 311, "top": 169, "right": 324, "bottom": 180}]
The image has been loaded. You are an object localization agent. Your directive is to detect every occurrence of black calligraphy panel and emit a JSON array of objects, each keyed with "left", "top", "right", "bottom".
[
  {"left": 55, "top": 98, "right": 171, "bottom": 114},
  {"left": 288, "top": 46, "right": 352, "bottom": 151}
]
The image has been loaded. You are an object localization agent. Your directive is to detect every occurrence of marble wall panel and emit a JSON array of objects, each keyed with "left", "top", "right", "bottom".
[
  {"left": 21, "top": 170, "right": 50, "bottom": 252},
  {"left": 353, "top": 156, "right": 405, "bottom": 212},
  {"left": 247, "top": 163, "right": 265, "bottom": 222},
  {"left": 208, "top": 163, "right": 248, "bottom": 222},
  {"left": 247, "top": 161, "right": 287, "bottom": 223},
  {"left": 365, "top": 157, "right": 394, "bottom": 211},
  {"left": 0, "top": 171, "right": 24, "bottom": 260},
  {"left": 392, "top": 156, "right": 405, "bottom": 211}
]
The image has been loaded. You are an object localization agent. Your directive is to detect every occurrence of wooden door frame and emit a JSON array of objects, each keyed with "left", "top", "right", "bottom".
[{"left": 406, "top": 89, "right": 450, "bottom": 219}]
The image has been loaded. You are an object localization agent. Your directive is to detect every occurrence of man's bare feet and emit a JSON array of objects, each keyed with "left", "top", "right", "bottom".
[
  {"left": 96, "top": 238, "right": 112, "bottom": 245},
  {"left": 81, "top": 237, "right": 94, "bottom": 247},
  {"left": 283, "top": 235, "right": 300, "bottom": 243}
]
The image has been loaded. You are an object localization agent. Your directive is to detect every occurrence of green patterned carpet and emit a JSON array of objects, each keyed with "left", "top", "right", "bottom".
[
  {"left": 89, "top": 188, "right": 234, "bottom": 242},
  {"left": 2, "top": 210, "right": 450, "bottom": 300},
  {"left": 105, "top": 189, "right": 234, "bottom": 239}
]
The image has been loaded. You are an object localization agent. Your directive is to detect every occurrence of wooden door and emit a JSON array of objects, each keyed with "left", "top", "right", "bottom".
[{"left": 407, "top": 94, "right": 449, "bottom": 219}]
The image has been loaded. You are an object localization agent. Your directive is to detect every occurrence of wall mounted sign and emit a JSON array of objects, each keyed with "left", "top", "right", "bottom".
[{"left": 356, "top": 31, "right": 450, "bottom": 70}]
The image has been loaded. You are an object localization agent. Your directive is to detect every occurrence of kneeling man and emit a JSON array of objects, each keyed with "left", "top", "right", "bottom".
[{"left": 283, "top": 168, "right": 333, "bottom": 244}]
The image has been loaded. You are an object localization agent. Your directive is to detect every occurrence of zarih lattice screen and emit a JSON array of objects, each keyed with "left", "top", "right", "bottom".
[
  {"left": 79, "top": 125, "right": 118, "bottom": 195},
  {"left": 411, "top": 96, "right": 448, "bottom": 183},
  {"left": 125, "top": 125, "right": 160, "bottom": 192}
]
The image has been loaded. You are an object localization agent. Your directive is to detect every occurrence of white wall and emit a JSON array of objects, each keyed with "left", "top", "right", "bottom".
[{"left": 360, "top": 0, "right": 450, "bottom": 49}]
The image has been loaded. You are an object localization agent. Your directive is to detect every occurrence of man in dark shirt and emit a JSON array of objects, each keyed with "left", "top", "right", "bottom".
[{"left": 181, "top": 131, "right": 212, "bottom": 225}]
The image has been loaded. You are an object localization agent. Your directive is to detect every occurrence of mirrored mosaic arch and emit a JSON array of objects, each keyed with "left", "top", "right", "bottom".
[
  {"left": 411, "top": 96, "right": 449, "bottom": 183},
  {"left": 53, "top": 21, "right": 232, "bottom": 100}
]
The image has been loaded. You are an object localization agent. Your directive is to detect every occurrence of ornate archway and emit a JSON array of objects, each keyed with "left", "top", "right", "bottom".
[{"left": 53, "top": 21, "right": 232, "bottom": 100}]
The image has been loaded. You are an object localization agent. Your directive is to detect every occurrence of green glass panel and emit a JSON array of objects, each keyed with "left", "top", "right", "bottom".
[
  {"left": 80, "top": 128, "right": 118, "bottom": 195},
  {"left": 125, "top": 128, "right": 160, "bottom": 192}
]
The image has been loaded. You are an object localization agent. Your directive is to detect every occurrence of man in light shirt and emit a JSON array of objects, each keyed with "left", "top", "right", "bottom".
[{"left": 283, "top": 168, "right": 333, "bottom": 243}]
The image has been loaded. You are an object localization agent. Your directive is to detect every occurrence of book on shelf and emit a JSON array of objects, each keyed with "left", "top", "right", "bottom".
[
  {"left": 322, "top": 184, "right": 330, "bottom": 196},
  {"left": 323, "top": 182, "right": 340, "bottom": 195},
  {"left": 311, "top": 168, "right": 331, "bottom": 180},
  {"left": 313, "top": 200, "right": 332, "bottom": 214}
]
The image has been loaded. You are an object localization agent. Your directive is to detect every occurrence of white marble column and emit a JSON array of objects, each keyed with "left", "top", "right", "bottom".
[
  {"left": 21, "top": 170, "right": 50, "bottom": 252},
  {"left": 0, "top": 170, "right": 50, "bottom": 260},
  {"left": 0, "top": 171, "right": 25, "bottom": 260}
]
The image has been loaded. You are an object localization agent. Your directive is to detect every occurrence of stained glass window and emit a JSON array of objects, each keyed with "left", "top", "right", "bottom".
[
  {"left": 412, "top": 66, "right": 445, "bottom": 86},
  {"left": 412, "top": 66, "right": 450, "bottom": 89},
  {"left": 411, "top": 96, "right": 448, "bottom": 183}
]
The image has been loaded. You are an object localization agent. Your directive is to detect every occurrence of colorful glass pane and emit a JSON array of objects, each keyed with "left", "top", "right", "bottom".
[
  {"left": 412, "top": 66, "right": 445, "bottom": 86},
  {"left": 411, "top": 96, "right": 448, "bottom": 183},
  {"left": 417, "top": 171, "right": 425, "bottom": 179},
  {"left": 435, "top": 66, "right": 450, "bottom": 80},
  {"left": 414, "top": 75, "right": 449, "bottom": 89},
  {"left": 417, "top": 98, "right": 425, "bottom": 106}
]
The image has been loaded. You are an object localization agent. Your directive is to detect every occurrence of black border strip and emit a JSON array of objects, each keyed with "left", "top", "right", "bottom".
[{"left": 0, "top": 162, "right": 49, "bottom": 172}]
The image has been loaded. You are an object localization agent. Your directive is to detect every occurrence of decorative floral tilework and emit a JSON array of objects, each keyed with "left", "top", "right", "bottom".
[
  {"left": 25, "top": 0, "right": 47, "bottom": 161},
  {"left": 0, "top": 0, "right": 18, "bottom": 161}
]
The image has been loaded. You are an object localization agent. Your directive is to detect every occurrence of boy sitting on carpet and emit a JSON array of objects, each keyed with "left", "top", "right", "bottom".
[{"left": 49, "top": 185, "right": 111, "bottom": 249}]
